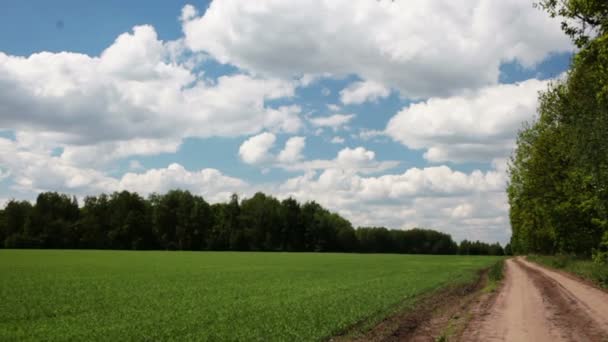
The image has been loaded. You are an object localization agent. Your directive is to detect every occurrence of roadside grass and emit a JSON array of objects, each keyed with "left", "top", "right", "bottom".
[
  {"left": 0, "top": 250, "right": 501, "bottom": 341},
  {"left": 527, "top": 255, "right": 608, "bottom": 288},
  {"left": 483, "top": 259, "right": 505, "bottom": 293},
  {"left": 435, "top": 258, "right": 505, "bottom": 342},
  {"left": 336, "top": 272, "right": 486, "bottom": 341},
  {"left": 435, "top": 317, "right": 459, "bottom": 342}
]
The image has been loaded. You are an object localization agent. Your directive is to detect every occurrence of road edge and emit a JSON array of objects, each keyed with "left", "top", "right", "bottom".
[
  {"left": 330, "top": 260, "right": 505, "bottom": 342},
  {"left": 525, "top": 256, "right": 608, "bottom": 294}
]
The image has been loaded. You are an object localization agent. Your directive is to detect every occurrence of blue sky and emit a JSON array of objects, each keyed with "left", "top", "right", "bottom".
[{"left": 0, "top": 1, "right": 573, "bottom": 243}]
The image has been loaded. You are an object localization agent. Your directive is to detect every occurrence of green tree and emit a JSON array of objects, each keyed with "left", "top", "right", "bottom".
[
  {"left": 537, "top": 0, "right": 608, "bottom": 48},
  {"left": 509, "top": 0, "right": 608, "bottom": 257},
  {"left": 2, "top": 200, "right": 35, "bottom": 248}
]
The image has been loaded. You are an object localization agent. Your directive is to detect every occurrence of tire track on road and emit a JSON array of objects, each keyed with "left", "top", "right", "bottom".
[{"left": 462, "top": 257, "right": 608, "bottom": 341}]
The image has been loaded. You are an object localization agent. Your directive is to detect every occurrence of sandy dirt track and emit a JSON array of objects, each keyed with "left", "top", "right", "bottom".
[{"left": 462, "top": 257, "right": 608, "bottom": 341}]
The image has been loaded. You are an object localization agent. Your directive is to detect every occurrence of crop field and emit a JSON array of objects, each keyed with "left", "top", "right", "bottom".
[{"left": 0, "top": 250, "right": 500, "bottom": 341}]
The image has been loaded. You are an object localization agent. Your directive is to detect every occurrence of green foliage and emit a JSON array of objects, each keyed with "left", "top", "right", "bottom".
[
  {"left": 0, "top": 200, "right": 34, "bottom": 248},
  {"left": 536, "top": 0, "right": 608, "bottom": 48},
  {"left": 458, "top": 240, "right": 504, "bottom": 256},
  {"left": 487, "top": 260, "right": 505, "bottom": 282},
  {"left": 504, "top": 243, "right": 512, "bottom": 255},
  {"left": 484, "top": 259, "right": 506, "bottom": 293},
  {"left": 592, "top": 230, "right": 608, "bottom": 264},
  {"left": 508, "top": 3, "right": 608, "bottom": 258},
  {"left": 354, "top": 227, "right": 461, "bottom": 254},
  {"left": 0, "top": 250, "right": 501, "bottom": 341},
  {"left": 0, "top": 190, "right": 496, "bottom": 255},
  {"left": 528, "top": 254, "right": 608, "bottom": 287}
]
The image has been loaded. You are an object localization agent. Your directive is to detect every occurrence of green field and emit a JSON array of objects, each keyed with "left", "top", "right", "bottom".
[{"left": 0, "top": 250, "right": 500, "bottom": 341}]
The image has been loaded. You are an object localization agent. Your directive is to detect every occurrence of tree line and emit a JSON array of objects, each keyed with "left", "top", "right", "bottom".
[
  {"left": 0, "top": 190, "right": 504, "bottom": 255},
  {"left": 508, "top": 1, "right": 608, "bottom": 259}
]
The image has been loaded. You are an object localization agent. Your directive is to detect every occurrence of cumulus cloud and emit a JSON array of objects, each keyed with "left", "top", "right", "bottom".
[
  {"left": 182, "top": 0, "right": 570, "bottom": 98},
  {"left": 330, "top": 136, "right": 345, "bottom": 144},
  {"left": 0, "top": 168, "right": 11, "bottom": 181},
  {"left": 118, "top": 163, "right": 248, "bottom": 202},
  {"left": 356, "top": 129, "right": 385, "bottom": 141},
  {"left": 0, "top": 2, "right": 565, "bottom": 244},
  {"left": 308, "top": 114, "right": 355, "bottom": 131},
  {"left": 237, "top": 134, "right": 397, "bottom": 174},
  {"left": 238, "top": 133, "right": 308, "bottom": 167},
  {"left": 281, "top": 165, "right": 505, "bottom": 204},
  {"left": 386, "top": 78, "right": 549, "bottom": 163},
  {"left": 180, "top": 4, "right": 198, "bottom": 22},
  {"left": 60, "top": 138, "right": 182, "bottom": 167},
  {"left": 0, "top": 25, "right": 300, "bottom": 166},
  {"left": 280, "top": 146, "right": 399, "bottom": 174},
  {"left": 238, "top": 132, "right": 277, "bottom": 164},
  {"left": 340, "top": 80, "right": 390, "bottom": 104},
  {"left": 336, "top": 147, "right": 375, "bottom": 168},
  {"left": 279, "top": 164, "right": 510, "bottom": 243},
  {"left": 129, "top": 160, "right": 144, "bottom": 171},
  {"left": 0, "top": 133, "right": 509, "bottom": 242},
  {"left": 327, "top": 104, "right": 341, "bottom": 112},
  {"left": 277, "top": 136, "right": 306, "bottom": 163},
  {"left": 0, "top": 137, "right": 248, "bottom": 202},
  {"left": 0, "top": 138, "right": 120, "bottom": 194}
]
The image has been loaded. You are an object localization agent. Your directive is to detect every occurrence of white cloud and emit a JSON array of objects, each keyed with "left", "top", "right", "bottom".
[
  {"left": 236, "top": 134, "right": 397, "bottom": 174},
  {"left": 279, "top": 164, "right": 510, "bottom": 243},
  {"left": 356, "top": 129, "right": 385, "bottom": 141},
  {"left": 238, "top": 132, "right": 277, "bottom": 165},
  {"left": 336, "top": 147, "right": 375, "bottom": 167},
  {"left": 118, "top": 163, "right": 248, "bottom": 202},
  {"left": 386, "top": 78, "right": 548, "bottom": 163},
  {"left": 308, "top": 114, "right": 355, "bottom": 131},
  {"left": 59, "top": 138, "right": 182, "bottom": 167},
  {"left": 0, "top": 137, "right": 249, "bottom": 203},
  {"left": 447, "top": 203, "right": 474, "bottom": 219},
  {"left": 340, "top": 80, "right": 390, "bottom": 104},
  {"left": 0, "top": 25, "right": 300, "bottom": 166},
  {"left": 327, "top": 104, "right": 341, "bottom": 111},
  {"left": 0, "top": 134, "right": 509, "bottom": 242},
  {"left": 180, "top": 4, "right": 198, "bottom": 22},
  {"left": 0, "top": 168, "right": 10, "bottom": 181},
  {"left": 0, "top": 138, "right": 118, "bottom": 195},
  {"left": 129, "top": 160, "right": 144, "bottom": 171},
  {"left": 0, "top": 2, "right": 564, "bottom": 244},
  {"left": 182, "top": 0, "right": 570, "bottom": 98},
  {"left": 297, "top": 73, "right": 326, "bottom": 87},
  {"left": 279, "top": 146, "right": 399, "bottom": 174},
  {"left": 281, "top": 165, "right": 505, "bottom": 203},
  {"left": 277, "top": 136, "right": 306, "bottom": 163},
  {"left": 330, "top": 136, "right": 345, "bottom": 144}
]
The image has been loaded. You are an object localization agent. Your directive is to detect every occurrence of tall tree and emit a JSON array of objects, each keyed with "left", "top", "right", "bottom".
[{"left": 509, "top": 0, "right": 608, "bottom": 256}]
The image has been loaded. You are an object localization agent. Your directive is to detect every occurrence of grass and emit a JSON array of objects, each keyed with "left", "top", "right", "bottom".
[
  {"left": 0, "top": 250, "right": 500, "bottom": 341},
  {"left": 435, "top": 258, "right": 505, "bottom": 342},
  {"left": 527, "top": 254, "right": 608, "bottom": 288},
  {"left": 483, "top": 259, "right": 505, "bottom": 293}
]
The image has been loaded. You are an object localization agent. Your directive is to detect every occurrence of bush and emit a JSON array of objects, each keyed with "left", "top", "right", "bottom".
[
  {"left": 592, "top": 231, "right": 608, "bottom": 265},
  {"left": 528, "top": 254, "right": 608, "bottom": 288},
  {"left": 551, "top": 254, "right": 571, "bottom": 268},
  {"left": 488, "top": 260, "right": 505, "bottom": 282}
]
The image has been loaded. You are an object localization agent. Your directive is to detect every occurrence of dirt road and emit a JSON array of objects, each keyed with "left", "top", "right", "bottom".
[{"left": 462, "top": 257, "right": 608, "bottom": 341}]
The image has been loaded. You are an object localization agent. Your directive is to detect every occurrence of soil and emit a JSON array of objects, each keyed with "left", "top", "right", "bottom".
[
  {"left": 461, "top": 257, "right": 608, "bottom": 341},
  {"left": 338, "top": 257, "right": 608, "bottom": 342},
  {"left": 332, "top": 269, "right": 490, "bottom": 342}
]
